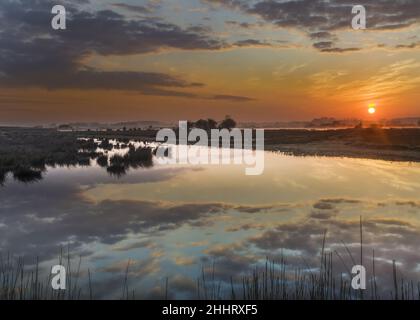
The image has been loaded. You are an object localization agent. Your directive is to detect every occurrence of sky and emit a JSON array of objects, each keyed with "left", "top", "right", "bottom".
[{"left": 0, "top": 0, "right": 419, "bottom": 125}]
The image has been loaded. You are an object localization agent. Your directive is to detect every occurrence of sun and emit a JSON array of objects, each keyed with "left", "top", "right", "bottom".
[{"left": 368, "top": 104, "right": 376, "bottom": 114}]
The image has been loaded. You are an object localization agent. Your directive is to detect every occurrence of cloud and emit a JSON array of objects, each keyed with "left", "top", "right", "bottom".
[
  {"left": 210, "top": 94, "right": 256, "bottom": 102},
  {"left": 313, "top": 201, "right": 335, "bottom": 210},
  {"left": 0, "top": 178, "right": 231, "bottom": 259},
  {"left": 112, "top": 240, "right": 155, "bottom": 251},
  {"left": 246, "top": 202, "right": 420, "bottom": 289},
  {"left": 0, "top": 0, "right": 255, "bottom": 101},
  {"left": 170, "top": 275, "right": 197, "bottom": 293},
  {"left": 225, "top": 20, "right": 259, "bottom": 29},
  {"left": 111, "top": 3, "right": 154, "bottom": 14},
  {"left": 203, "top": 0, "right": 420, "bottom": 52},
  {"left": 313, "top": 41, "right": 361, "bottom": 53},
  {"left": 100, "top": 257, "right": 160, "bottom": 278},
  {"left": 395, "top": 42, "right": 420, "bottom": 49},
  {"left": 247, "top": 0, "right": 420, "bottom": 32},
  {"left": 233, "top": 39, "right": 273, "bottom": 47},
  {"left": 201, "top": 242, "right": 257, "bottom": 280},
  {"left": 309, "top": 31, "right": 335, "bottom": 40}
]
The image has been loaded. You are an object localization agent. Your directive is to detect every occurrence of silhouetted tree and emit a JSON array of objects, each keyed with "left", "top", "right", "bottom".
[
  {"left": 218, "top": 116, "right": 237, "bottom": 130},
  {"left": 207, "top": 118, "right": 218, "bottom": 130},
  {"left": 195, "top": 119, "right": 209, "bottom": 130}
]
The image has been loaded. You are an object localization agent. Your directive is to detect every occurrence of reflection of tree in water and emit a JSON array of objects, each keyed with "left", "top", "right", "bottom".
[
  {"left": 12, "top": 166, "right": 43, "bottom": 183},
  {"left": 0, "top": 135, "right": 156, "bottom": 185},
  {"left": 106, "top": 164, "right": 128, "bottom": 178},
  {"left": 96, "top": 155, "right": 109, "bottom": 167},
  {"left": 105, "top": 146, "right": 154, "bottom": 178},
  {"left": 0, "top": 169, "right": 6, "bottom": 186}
]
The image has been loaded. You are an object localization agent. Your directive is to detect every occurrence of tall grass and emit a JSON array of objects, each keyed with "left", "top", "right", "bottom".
[
  {"left": 2, "top": 244, "right": 420, "bottom": 300},
  {"left": 2, "top": 218, "right": 420, "bottom": 300}
]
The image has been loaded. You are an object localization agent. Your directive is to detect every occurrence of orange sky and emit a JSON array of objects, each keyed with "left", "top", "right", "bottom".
[{"left": 1, "top": 0, "right": 420, "bottom": 125}]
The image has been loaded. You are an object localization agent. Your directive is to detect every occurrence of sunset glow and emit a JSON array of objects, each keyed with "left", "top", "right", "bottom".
[
  {"left": 0, "top": 1, "right": 419, "bottom": 125},
  {"left": 368, "top": 105, "right": 377, "bottom": 114}
]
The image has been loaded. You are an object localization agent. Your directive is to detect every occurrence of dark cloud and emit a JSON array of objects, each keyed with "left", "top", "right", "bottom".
[
  {"left": 225, "top": 20, "right": 259, "bottom": 29},
  {"left": 313, "top": 198, "right": 362, "bottom": 209},
  {"left": 319, "top": 198, "right": 362, "bottom": 205},
  {"left": 395, "top": 201, "right": 420, "bottom": 207},
  {"left": 309, "top": 210, "right": 338, "bottom": 220},
  {"left": 204, "top": 0, "right": 420, "bottom": 52},
  {"left": 0, "top": 0, "right": 254, "bottom": 101},
  {"left": 202, "top": 0, "right": 248, "bottom": 11},
  {"left": 309, "top": 31, "right": 335, "bottom": 40},
  {"left": 201, "top": 243, "right": 256, "bottom": 280},
  {"left": 246, "top": 0, "right": 420, "bottom": 32},
  {"left": 233, "top": 205, "right": 275, "bottom": 213},
  {"left": 111, "top": 3, "right": 154, "bottom": 14},
  {"left": 313, "top": 201, "right": 335, "bottom": 210},
  {"left": 210, "top": 94, "right": 256, "bottom": 102},
  {"left": 305, "top": 35, "right": 361, "bottom": 53},
  {"left": 234, "top": 39, "right": 273, "bottom": 47},
  {"left": 112, "top": 240, "right": 154, "bottom": 251},
  {"left": 395, "top": 42, "right": 420, "bottom": 49}
]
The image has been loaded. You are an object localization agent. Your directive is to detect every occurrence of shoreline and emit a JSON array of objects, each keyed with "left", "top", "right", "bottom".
[
  {"left": 2, "top": 127, "right": 420, "bottom": 165},
  {"left": 263, "top": 128, "right": 420, "bottom": 162}
]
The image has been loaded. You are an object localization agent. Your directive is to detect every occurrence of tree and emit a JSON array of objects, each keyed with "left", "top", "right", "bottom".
[
  {"left": 193, "top": 119, "right": 218, "bottom": 131},
  {"left": 207, "top": 118, "right": 218, "bottom": 130},
  {"left": 218, "top": 116, "right": 237, "bottom": 130},
  {"left": 195, "top": 119, "right": 209, "bottom": 130}
]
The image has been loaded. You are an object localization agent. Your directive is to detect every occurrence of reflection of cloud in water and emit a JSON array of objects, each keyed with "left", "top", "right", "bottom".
[
  {"left": 83, "top": 154, "right": 420, "bottom": 205},
  {"left": 2, "top": 191, "right": 420, "bottom": 297},
  {"left": 2, "top": 153, "right": 420, "bottom": 298}
]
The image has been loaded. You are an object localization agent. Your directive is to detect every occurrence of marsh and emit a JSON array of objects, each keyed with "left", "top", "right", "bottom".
[{"left": 2, "top": 129, "right": 420, "bottom": 299}]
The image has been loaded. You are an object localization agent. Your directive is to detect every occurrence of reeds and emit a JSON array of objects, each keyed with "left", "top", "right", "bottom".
[
  {"left": 1, "top": 193, "right": 419, "bottom": 301},
  {"left": 1, "top": 245, "right": 420, "bottom": 300}
]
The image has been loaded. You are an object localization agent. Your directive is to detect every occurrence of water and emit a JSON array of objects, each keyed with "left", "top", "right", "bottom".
[{"left": 1, "top": 144, "right": 420, "bottom": 299}]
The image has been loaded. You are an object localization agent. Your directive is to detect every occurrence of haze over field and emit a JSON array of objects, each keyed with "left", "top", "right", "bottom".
[{"left": 0, "top": 0, "right": 419, "bottom": 125}]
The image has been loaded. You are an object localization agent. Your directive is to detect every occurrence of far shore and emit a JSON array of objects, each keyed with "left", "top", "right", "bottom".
[
  {"left": 2, "top": 127, "right": 420, "bottom": 164},
  {"left": 78, "top": 126, "right": 420, "bottom": 163},
  {"left": 263, "top": 128, "right": 420, "bottom": 162}
]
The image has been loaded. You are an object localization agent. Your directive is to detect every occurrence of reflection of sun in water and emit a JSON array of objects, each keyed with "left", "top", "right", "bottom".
[{"left": 368, "top": 104, "right": 376, "bottom": 114}]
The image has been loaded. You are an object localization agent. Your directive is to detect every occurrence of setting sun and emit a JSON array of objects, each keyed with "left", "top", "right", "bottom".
[{"left": 368, "top": 104, "right": 377, "bottom": 114}]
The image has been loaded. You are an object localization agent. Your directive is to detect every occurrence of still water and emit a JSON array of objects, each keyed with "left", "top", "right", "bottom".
[{"left": 1, "top": 144, "right": 420, "bottom": 298}]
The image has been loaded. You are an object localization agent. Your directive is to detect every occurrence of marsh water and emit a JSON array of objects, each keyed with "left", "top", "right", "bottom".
[{"left": 1, "top": 142, "right": 420, "bottom": 299}]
